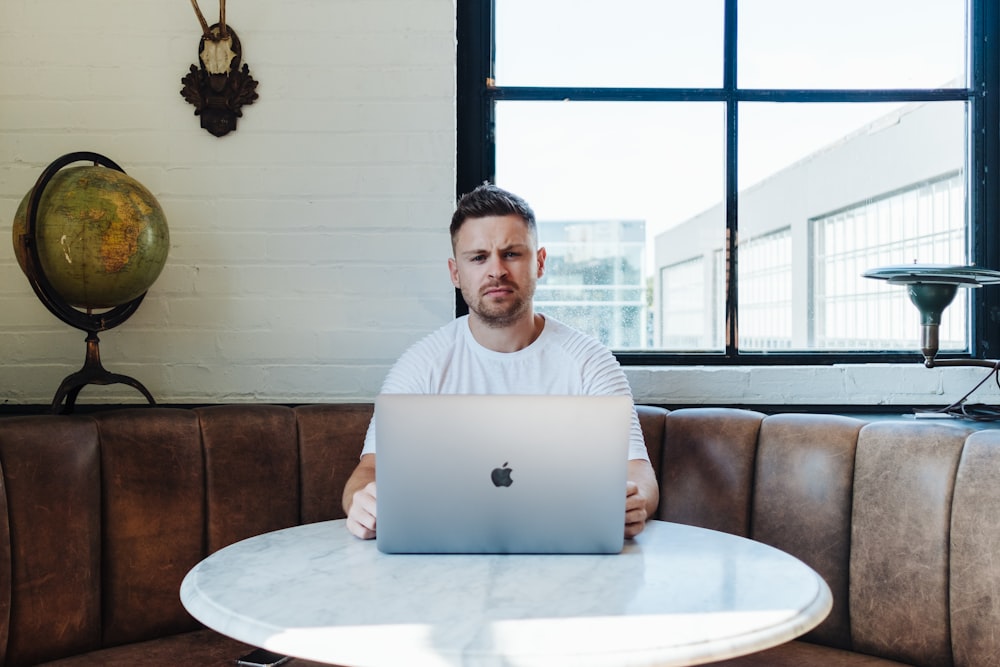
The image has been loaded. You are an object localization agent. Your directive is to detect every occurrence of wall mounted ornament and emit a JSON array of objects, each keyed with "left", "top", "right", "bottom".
[{"left": 181, "top": 0, "right": 258, "bottom": 137}]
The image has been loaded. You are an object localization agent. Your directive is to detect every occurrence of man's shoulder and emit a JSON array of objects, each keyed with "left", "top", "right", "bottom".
[
  {"left": 541, "top": 315, "right": 612, "bottom": 355},
  {"left": 537, "top": 315, "right": 629, "bottom": 392},
  {"left": 397, "top": 316, "right": 467, "bottom": 359},
  {"left": 380, "top": 318, "right": 468, "bottom": 393}
]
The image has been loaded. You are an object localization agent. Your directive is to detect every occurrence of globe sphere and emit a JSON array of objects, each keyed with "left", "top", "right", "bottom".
[{"left": 12, "top": 165, "right": 169, "bottom": 309}]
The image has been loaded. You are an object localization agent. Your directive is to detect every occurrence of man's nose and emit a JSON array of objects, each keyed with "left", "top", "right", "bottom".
[{"left": 487, "top": 254, "right": 507, "bottom": 279}]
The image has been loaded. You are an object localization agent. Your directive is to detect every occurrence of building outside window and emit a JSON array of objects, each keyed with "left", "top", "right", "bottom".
[
  {"left": 814, "top": 172, "right": 966, "bottom": 351},
  {"left": 659, "top": 256, "right": 708, "bottom": 350},
  {"left": 653, "top": 103, "right": 966, "bottom": 352},
  {"left": 457, "top": 0, "right": 998, "bottom": 364},
  {"left": 739, "top": 228, "right": 792, "bottom": 351},
  {"left": 535, "top": 219, "right": 646, "bottom": 349}
]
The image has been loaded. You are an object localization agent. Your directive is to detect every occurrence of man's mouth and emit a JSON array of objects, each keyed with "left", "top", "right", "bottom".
[{"left": 483, "top": 284, "right": 513, "bottom": 298}]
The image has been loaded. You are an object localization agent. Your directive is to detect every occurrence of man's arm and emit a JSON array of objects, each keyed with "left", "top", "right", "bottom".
[
  {"left": 625, "top": 458, "right": 659, "bottom": 539},
  {"left": 343, "top": 454, "right": 377, "bottom": 539}
]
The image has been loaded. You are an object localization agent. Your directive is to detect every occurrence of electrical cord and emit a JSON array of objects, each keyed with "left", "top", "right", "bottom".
[{"left": 914, "top": 360, "right": 1000, "bottom": 421}]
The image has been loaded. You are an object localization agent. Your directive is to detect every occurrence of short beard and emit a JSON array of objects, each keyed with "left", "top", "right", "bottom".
[{"left": 462, "top": 284, "right": 534, "bottom": 329}]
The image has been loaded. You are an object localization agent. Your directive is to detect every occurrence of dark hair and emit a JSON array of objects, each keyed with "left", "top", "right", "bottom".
[{"left": 450, "top": 183, "right": 537, "bottom": 246}]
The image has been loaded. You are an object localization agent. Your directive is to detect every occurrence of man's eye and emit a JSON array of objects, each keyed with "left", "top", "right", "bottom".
[
  {"left": 470, "top": 255, "right": 486, "bottom": 262},
  {"left": 504, "top": 251, "right": 520, "bottom": 258}
]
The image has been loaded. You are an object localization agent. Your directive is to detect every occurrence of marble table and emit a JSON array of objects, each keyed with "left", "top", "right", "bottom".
[{"left": 180, "top": 519, "right": 831, "bottom": 667}]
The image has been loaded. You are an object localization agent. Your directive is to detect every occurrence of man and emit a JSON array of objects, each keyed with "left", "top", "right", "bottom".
[{"left": 343, "top": 183, "right": 659, "bottom": 540}]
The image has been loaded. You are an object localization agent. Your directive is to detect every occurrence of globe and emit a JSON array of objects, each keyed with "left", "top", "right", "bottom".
[
  {"left": 10, "top": 152, "right": 170, "bottom": 413},
  {"left": 12, "top": 163, "right": 169, "bottom": 309}
]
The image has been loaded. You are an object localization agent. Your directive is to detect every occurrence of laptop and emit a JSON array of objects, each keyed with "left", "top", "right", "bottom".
[{"left": 374, "top": 393, "right": 631, "bottom": 554}]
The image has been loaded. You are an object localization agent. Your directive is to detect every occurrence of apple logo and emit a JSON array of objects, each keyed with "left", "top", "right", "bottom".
[{"left": 491, "top": 461, "right": 513, "bottom": 487}]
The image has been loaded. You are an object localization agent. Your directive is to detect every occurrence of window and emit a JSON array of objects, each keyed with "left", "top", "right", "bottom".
[{"left": 457, "top": 0, "right": 1000, "bottom": 364}]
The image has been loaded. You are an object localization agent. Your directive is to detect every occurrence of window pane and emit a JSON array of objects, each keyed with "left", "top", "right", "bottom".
[
  {"left": 495, "top": 101, "right": 725, "bottom": 350},
  {"left": 653, "top": 101, "right": 967, "bottom": 353},
  {"left": 739, "top": 102, "right": 910, "bottom": 191},
  {"left": 738, "top": 0, "right": 967, "bottom": 89},
  {"left": 495, "top": 0, "right": 724, "bottom": 88},
  {"left": 738, "top": 101, "right": 967, "bottom": 351}
]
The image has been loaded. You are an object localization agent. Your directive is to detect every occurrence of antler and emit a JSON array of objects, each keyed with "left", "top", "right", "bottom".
[
  {"left": 189, "top": 0, "right": 211, "bottom": 36},
  {"left": 189, "top": 0, "right": 228, "bottom": 39}
]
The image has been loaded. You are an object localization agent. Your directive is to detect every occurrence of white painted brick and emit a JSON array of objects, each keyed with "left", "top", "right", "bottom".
[
  {"left": 260, "top": 231, "right": 448, "bottom": 265},
  {"left": 160, "top": 362, "right": 268, "bottom": 401},
  {"left": 0, "top": 331, "right": 79, "bottom": 362},
  {"left": 0, "top": 364, "right": 73, "bottom": 403},
  {"left": 0, "top": 293, "right": 63, "bottom": 328}
]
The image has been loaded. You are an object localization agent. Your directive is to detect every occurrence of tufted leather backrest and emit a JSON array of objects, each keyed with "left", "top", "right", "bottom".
[
  {"left": 96, "top": 408, "right": 205, "bottom": 648},
  {"left": 660, "top": 408, "right": 1000, "bottom": 667},
  {"left": 294, "top": 404, "right": 375, "bottom": 524},
  {"left": 197, "top": 405, "right": 302, "bottom": 553},
  {"left": 0, "top": 405, "right": 371, "bottom": 667},
  {"left": 659, "top": 407, "right": 764, "bottom": 536},
  {"left": 851, "top": 421, "right": 971, "bottom": 666},
  {"left": 635, "top": 405, "right": 667, "bottom": 476},
  {"left": 3, "top": 404, "right": 1000, "bottom": 667},
  {"left": 951, "top": 430, "right": 1000, "bottom": 667},
  {"left": 751, "top": 413, "right": 863, "bottom": 650},
  {"left": 0, "top": 416, "right": 102, "bottom": 666}
]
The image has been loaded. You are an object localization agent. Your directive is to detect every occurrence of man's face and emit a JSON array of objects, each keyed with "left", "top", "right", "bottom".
[{"left": 448, "top": 214, "right": 546, "bottom": 328}]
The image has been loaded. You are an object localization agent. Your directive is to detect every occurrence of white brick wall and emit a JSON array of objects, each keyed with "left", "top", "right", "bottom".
[
  {"left": 0, "top": 0, "right": 457, "bottom": 405},
  {"left": 2, "top": 0, "right": 998, "bottom": 410}
]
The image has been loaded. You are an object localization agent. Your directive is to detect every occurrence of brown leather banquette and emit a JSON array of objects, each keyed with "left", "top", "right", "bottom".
[{"left": 0, "top": 404, "right": 998, "bottom": 666}]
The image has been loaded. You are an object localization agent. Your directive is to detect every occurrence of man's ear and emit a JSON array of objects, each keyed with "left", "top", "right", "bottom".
[
  {"left": 536, "top": 247, "right": 547, "bottom": 278},
  {"left": 448, "top": 257, "right": 460, "bottom": 288}
]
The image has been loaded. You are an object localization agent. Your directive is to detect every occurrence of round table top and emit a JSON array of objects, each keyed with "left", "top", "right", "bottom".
[{"left": 181, "top": 519, "right": 831, "bottom": 667}]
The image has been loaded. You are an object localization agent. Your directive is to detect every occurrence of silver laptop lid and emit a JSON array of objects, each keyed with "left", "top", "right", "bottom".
[{"left": 375, "top": 394, "right": 631, "bottom": 554}]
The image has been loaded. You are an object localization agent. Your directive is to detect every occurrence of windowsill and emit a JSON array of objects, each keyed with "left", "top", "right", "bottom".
[{"left": 624, "top": 362, "right": 1000, "bottom": 408}]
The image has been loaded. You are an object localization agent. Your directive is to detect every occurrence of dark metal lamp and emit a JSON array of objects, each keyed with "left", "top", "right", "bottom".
[{"left": 863, "top": 264, "right": 1000, "bottom": 419}]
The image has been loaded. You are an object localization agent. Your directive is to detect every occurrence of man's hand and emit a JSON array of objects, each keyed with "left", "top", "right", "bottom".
[
  {"left": 625, "top": 481, "right": 647, "bottom": 539},
  {"left": 625, "top": 459, "right": 659, "bottom": 539},
  {"left": 343, "top": 454, "right": 377, "bottom": 540},
  {"left": 346, "top": 481, "right": 377, "bottom": 539}
]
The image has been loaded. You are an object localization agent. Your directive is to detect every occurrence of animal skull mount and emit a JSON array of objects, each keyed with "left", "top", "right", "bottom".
[{"left": 180, "top": 0, "right": 258, "bottom": 137}]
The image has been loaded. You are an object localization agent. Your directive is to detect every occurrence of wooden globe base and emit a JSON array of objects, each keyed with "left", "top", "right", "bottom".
[{"left": 52, "top": 331, "right": 155, "bottom": 415}]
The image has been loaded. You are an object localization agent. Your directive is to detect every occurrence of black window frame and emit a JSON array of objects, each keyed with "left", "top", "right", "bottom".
[{"left": 456, "top": 0, "right": 1000, "bottom": 366}]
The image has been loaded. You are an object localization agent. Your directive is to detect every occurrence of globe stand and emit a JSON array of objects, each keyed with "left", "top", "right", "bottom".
[
  {"left": 52, "top": 332, "right": 156, "bottom": 414},
  {"left": 19, "top": 152, "right": 157, "bottom": 414}
]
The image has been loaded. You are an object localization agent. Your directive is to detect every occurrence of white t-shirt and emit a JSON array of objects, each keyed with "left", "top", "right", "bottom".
[{"left": 362, "top": 315, "right": 649, "bottom": 460}]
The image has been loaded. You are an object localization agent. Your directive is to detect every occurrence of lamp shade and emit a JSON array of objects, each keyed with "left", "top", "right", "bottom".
[
  {"left": 862, "top": 264, "right": 1000, "bottom": 287},
  {"left": 906, "top": 282, "right": 958, "bottom": 326}
]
